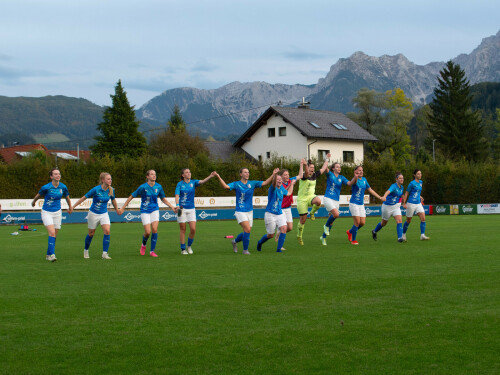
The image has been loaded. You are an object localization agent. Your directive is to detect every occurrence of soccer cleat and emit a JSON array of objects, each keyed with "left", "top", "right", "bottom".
[
  {"left": 372, "top": 230, "right": 377, "bottom": 241},
  {"left": 297, "top": 236, "right": 304, "bottom": 246},
  {"left": 46, "top": 255, "right": 50, "bottom": 261},
  {"left": 231, "top": 239, "right": 238, "bottom": 253},
  {"left": 84, "top": 249, "right": 89, "bottom": 259},
  {"left": 420, "top": 234, "right": 430, "bottom": 240},
  {"left": 346, "top": 230, "right": 352, "bottom": 242},
  {"left": 398, "top": 237, "right": 404, "bottom": 243},
  {"left": 242, "top": 250, "right": 251, "bottom": 255},
  {"left": 181, "top": 250, "right": 188, "bottom": 255},
  {"left": 402, "top": 234, "right": 407, "bottom": 242},
  {"left": 102, "top": 252, "right": 111, "bottom": 260},
  {"left": 320, "top": 236, "right": 327, "bottom": 246},
  {"left": 187, "top": 247, "right": 193, "bottom": 254},
  {"left": 310, "top": 212, "right": 315, "bottom": 221},
  {"left": 140, "top": 244, "right": 146, "bottom": 256},
  {"left": 276, "top": 249, "right": 282, "bottom": 253},
  {"left": 49, "top": 254, "right": 57, "bottom": 262},
  {"left": 150, "top": 251, "right": 158, "bottom": 257},
  {"left": 323, "top": 225, "right": 330, "bottom": 236},
  {"left": 351, "top": 240, "right": 359, "bottom": 245},
  {"left": 280, "top": 247, "right": 287, "bottom": 251}
]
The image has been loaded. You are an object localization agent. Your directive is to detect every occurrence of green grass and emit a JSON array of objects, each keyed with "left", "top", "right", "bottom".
[{"left": 1, "top": 215, "right": 499, "bottom": 374}]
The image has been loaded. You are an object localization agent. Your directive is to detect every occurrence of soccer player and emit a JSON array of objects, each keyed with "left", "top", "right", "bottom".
[
  {"left": 214, "top": 167, "right": 278, "bottom": 254},
  {"left": 402, "top": 169, "right": 430, "bottom": 241},
  {"left": 31, "top": 168, "right": 73, "bottom": 262},
  {"left": 256, "top": 173, "right": 296, "bottom": 252},
  {"left": 119, "top": 170, "right": 177, "bottom": 257},
  {"left": 320, "top": 162, "right": 357, "bottom": 246},
  {"left": 296, "top": 156, "right": 330, "bottom": 245},
  {"left": 72, "top": 172, "right": 119, "bottom": 259},
  {"left": 371, "top": 172, "right": 405, "bottom": 242},
  {"left": 175, "top": 169, "right": 216, "bottom": 255},
  {"left": 346, "top": 165, "right": 385, "bottom": 245}
]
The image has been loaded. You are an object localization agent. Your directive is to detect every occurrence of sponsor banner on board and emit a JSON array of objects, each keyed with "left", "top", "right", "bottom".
[{"left": 477, "top": 203, "right": 500, "bottom": 214}]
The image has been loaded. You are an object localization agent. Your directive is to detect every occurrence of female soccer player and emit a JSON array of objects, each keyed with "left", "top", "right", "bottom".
[
  {"left": 371, "top": 172, "right": 405, "bottom": 242},
  {"left": 346, "top": 165, "right": 385, "bottom": 245},
  {"left": 402, "top": 169, "right": 430, "bottom": 241},
  {"left": 175, "top": 169, "right": 216, "bottom": 255},
  {"left": 72, "top": 172, "right": 119, "bottom": 259},
  {"left": 256, "top": 173, "right": 296, "bottom": 253},
  {"left": 31, "top": 168, "right": 73, "bottom": 262},
  {"left": 319, "top": 162, "right": 357, "bottom": 246},
  {"left": 119, "top": 170, "right": 177, "bottom": 257},
  {"left": 214, "top": 167, "right": 278, "bottom": 254},
  {"left": 296, "top": 156, "right": 330, "bottom": 245}
]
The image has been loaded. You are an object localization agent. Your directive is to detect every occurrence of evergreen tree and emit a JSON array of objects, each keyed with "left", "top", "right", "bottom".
[
  {"left": 428, "top": 61, "right": 485, "bottom": 162},
  {"left": 91, "top": 80, "right": 147, "bottom": 159},
  {"left": 167, "top": 104, "right": 187, "bottom": 133}
]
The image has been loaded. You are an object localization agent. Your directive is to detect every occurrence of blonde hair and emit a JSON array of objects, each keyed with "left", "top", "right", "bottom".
[{"left": 99, "top": 172, "right": 113, "bottom": 196}]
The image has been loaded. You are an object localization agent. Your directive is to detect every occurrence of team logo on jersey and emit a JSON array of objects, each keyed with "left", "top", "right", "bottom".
[
  {"left": 155, "top": 189, "right": 158, "bottom": 194},
  {"left": 247, "top": 184, "right": 251, "bottom": 188},
  {"left": 190, "top": 183, "right": 193, "bottom": 188}
]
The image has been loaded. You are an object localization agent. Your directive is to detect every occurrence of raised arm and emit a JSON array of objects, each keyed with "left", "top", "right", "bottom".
[
  {"left": 285, "top": 178, "right": 297, "bottom": 196},
  {"left": 367, "top": 187, "right": 385, "bottom": 202},
  {"left": 214, "top": 172, "right": 230, "bottom": 190},
  {"left": 298, "top": 158, "right": 306, "bottom": 179},
  {"left": 198, "top": 171, "right": 217, "bottom": 185},
  {"left": 262, "top": 168, "right": 280, "bottom": 186},
  {"left": 319, "top": 153, "right": 331, "bottom": 174}
]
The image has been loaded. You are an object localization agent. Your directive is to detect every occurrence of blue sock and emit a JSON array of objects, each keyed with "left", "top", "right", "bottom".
[
  {"left": 142, "top": 236, "right": 148, "bottom": 246},
  {"left": 403, "top": 222, "right": 410, "bottom": 234},
  {"left": 350, "top": 226, "right": 359, "bottom": 241},
  {"left": 257, "top": 234, "right": 269, "bottom": 251},
  {"left": 242, "top": 232, "right": 250, "bottom": 251},
  {"left": 188, "top": 237, "right": 194, "bottom": 247},
  {"left": 326, "top": 215, "right": 335, "bottom": 227},
  {"left": 277, "top": 233, "right": 286, "bottom": 251},
  {"left": 235, "top": 232, "right": 244, "bottom": 243},
  {"left": 420, "top": 222, "right": 426, "bottom": 234},
  {"left": 374, "top": 222, "right": 383, "bottom": 233},
  {"left": 151, "top": 233, "right": 158, "bottom": 252},
  {"left": 322, "top": 232, "right": 327, "bottom": 238},
  {"left": 397, "top": 223, "right": 403, "bottom": 238},
  {"left": 47, "top": 236, "right": 56, "bottom": 255},
  {"left": 103, "top": 234, "right": 110, "bottom": 253},
  {"left": 180, "top": 243, "right": 186, "bottom": 251},
  {"left": 84, "top": 234, "right": 93, "bottom": 250}
]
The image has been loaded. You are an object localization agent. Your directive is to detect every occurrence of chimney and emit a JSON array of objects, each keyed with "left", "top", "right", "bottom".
[{"left": 298, "top": 97, "right": 310, "bottom": 109}]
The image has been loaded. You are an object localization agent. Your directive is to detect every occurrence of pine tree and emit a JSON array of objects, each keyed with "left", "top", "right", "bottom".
[
  {"left": 167, "top": 104, "right": 187, "bottom": 134},
  {"left": 428, "top": 61, "right": 485, "bottom": 161},
  {"left": 91, "top": 80, "right": 147, "bottom": 159}
]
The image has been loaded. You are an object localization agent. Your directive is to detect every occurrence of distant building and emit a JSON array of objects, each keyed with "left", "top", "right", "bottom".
[
  {"left": 0, "top": 144, "right": 91, "bottom": 165},
  {"left": 203, "top": 141, "right": 255, "bottom": 163},
  {"left": 233, "top": 104, "right": 377, "bottom": 163}
]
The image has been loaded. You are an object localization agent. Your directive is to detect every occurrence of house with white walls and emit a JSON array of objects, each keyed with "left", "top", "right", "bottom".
[{"left": 233, "top": 104, "right": 377, "bottom": 164}]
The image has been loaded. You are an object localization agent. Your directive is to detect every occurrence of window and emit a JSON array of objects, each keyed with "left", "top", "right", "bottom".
[
  {"left": 266, "top": 152, "right": 271, "bottom": 159},
  {"left": 343, "top": 151, "right": 354, "bottom": 163},
  {"left": 268, "top": 128, "right": 275, "bottom": 137},
  {"left": 308, "top": 121, "right": 320, "bottom": 129},
  {"left": 318, "top": 150, "right": 330, "bottom": 161},
  {"left": 258, "top": 155, "right": 262, "bottom": 162},
  {"left": 279, "top": 127, "right": 286, "bottom": 136},
  {"left": 331, "top": 123, "right": 348, "bottom": 130}
]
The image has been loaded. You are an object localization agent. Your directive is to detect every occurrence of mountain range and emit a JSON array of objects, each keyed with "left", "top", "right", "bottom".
[{"left": 1, "top": 30, "right": 499, "bottom": 147}]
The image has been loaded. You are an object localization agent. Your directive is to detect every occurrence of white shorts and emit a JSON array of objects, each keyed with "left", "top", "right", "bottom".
[
  {"left": 406, "top": 203, "right": 424, "bottom": 218},
  {"left": 282, "top": 207, "right": 293, "bottom": 223},
  {"left": 235, "top": 211, "right": 253, "bottom": 227},
  {"left": 41, "top": 209, "right": 62, "bottom": 229},
  {"left": 177, "top": 208, "right": 196, "bottom": 223},
  {"left": 381, "top": 204, "right": 402, "bottom": 221},
  {"left": 324, "top": 197, "right": 340, "bottom": 213},
  {"left": 349, "top": 203, "right": 366, "bottom": 218},
  {"left": 264, "top": 212, "right": 287, "bottom": 234},
  {"left": 87, "top": 211, "right": 111, "bottom": 229},
  {"left": 141, "top": 210, "right": 160, "bottom": 226}
]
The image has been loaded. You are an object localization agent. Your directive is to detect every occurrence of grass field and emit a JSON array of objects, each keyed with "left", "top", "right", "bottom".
[{"left": 1, "top": 215, "right": 499, "bottom": 374}]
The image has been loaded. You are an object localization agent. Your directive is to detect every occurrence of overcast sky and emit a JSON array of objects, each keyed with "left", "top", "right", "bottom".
[{"left": 1, "top": 0, "right": 498, "bottom": 108}]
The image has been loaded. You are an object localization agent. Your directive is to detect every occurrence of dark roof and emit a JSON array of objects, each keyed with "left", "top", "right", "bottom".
[
  {"left": 203, "top": 141, "right": 256, "bottom": 162},
  {"left": 234, "top": 106, "right": 378, "bottom": 147},
  {"left": 0, "top": 144, "right": 91, "bottom": 164}
]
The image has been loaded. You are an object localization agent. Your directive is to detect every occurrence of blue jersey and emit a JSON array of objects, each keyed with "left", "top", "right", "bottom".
[
  {"left": 383, "top": 183, "right": 404, "bottom": 206},
  {"left": 131, "top": 182, "right": 166, "bottom": 214},
  {"left": 325, "top": 172, "right": 349, "bottom": 201},
  {"left": 266, "top": 185, "right": 288, "bottom": 215},
  {"left": 228, "top": 180, "right": 263, "bottom": 212},
  {"left": 350, "top": 177, "right": 370, "bottom": 205},
  {"left": 38, "top": 182, "right": 69, "bottom": 212},
  {"left": 85, "top": 185, "right": 115, "bottom": 214},
  {"left": 406, "top": 180, "right": 423, "bottom": 204},
  {"left": 175, "top": 180, "right": 200, "bottom": 209}
]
